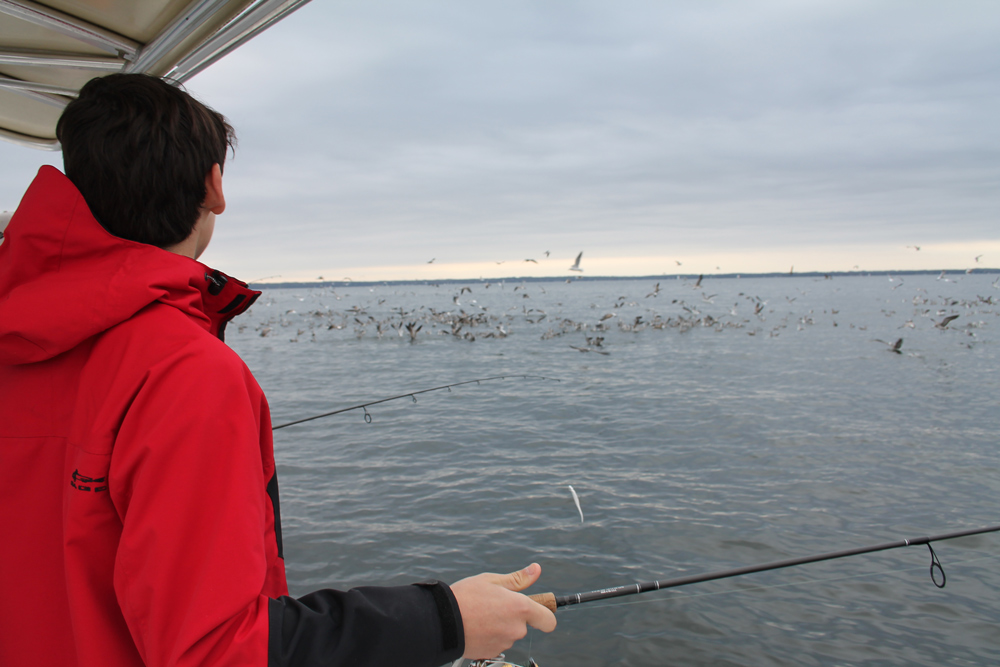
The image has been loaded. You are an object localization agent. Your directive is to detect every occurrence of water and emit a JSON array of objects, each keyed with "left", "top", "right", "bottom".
[{"left": 228, "top": 272, "right": 1000, "bottom": 666}]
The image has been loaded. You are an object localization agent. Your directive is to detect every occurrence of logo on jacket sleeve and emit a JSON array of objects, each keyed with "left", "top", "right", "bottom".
[{"left": 71, "top": 469, "right": 107, "bottom": 492}]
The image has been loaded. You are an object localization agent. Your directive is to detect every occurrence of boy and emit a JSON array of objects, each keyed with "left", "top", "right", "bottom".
[{"left": 0, "top": 73, "right": 555, "bottom": 667}]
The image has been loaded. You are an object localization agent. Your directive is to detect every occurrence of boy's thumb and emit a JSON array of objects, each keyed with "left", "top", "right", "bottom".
[{"left": 494, "top": 563, "right": 542, "bottom": 592}]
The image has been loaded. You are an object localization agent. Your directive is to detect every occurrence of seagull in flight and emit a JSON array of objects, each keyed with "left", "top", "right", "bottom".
[
  {"left": 874, "top": 337, "right": 904, "bottom": 354},
  {"left": 935, "top": 315, "right": 959, "bottom": 329},
  {"left": 569, "top": 252, "right": 583, "bottom": 272}
]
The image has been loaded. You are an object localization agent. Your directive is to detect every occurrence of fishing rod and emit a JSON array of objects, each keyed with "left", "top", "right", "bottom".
[
  {"left": 272, "top": 375, "right": 559, "bottom": 430},
  {"left": 528, "top": 524, "right": 1000, "bottom": 612}
]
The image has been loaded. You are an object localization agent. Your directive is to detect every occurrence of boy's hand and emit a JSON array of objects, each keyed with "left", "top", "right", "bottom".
[{"left": 451, "top": 563, "right": 557, "bottom": 659}]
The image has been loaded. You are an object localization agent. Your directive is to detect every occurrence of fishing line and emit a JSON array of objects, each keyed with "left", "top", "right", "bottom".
[
  {"left": 557, "top": 550, "right": 1000, "bottom": 612},
  {"left": 272, "top": 375, "right": 559, "bottom": 430},
  {"left": 528, "top": 524, "right": 1000, "bottom": 612}
]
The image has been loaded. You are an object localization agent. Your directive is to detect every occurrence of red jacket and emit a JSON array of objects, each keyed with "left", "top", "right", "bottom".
[{"left": 0, "top": 167, "right": 463, "bottom": 667}]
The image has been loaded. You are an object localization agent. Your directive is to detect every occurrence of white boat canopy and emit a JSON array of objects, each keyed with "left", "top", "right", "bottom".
[{"left": 0, "top": 0, "right": 311, "bottom": 150}]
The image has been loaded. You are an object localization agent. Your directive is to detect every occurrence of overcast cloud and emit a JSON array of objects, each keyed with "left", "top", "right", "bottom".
[{"left": 2, "top": 0, "right": 998, "bottom": 280}]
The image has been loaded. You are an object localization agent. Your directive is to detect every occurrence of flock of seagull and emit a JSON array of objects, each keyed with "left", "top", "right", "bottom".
[{"left": 235, "top": 271, "right": 999, "bottom": 358}]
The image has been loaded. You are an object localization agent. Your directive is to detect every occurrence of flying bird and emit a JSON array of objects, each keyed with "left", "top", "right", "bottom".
[
  {"left": 544, "top": 251, "right": 550, "bottom": 258},
  {"left": 569, "top": 252, "right": 583, "bottom": 272},
  {"left": 524, "top": 259, "right": 538, "bottom": 263},
  {"left": 935, "top": 315, "right": 959, "bottom": 329},
  {"left": 427, "top": 258, "right": 435, "bottom": 264},
  {"left": 874, "top": 338, "right": 904, "bottom": 354}
]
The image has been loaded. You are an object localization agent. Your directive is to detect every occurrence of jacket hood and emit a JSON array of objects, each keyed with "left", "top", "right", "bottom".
[{"left": 0, "top": 166, "right": 258, "bottom": 365}]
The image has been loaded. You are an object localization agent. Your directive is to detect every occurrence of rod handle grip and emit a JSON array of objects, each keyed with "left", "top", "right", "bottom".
[{"left": 528, "top": 592, "right": 557, "bottom": 613}]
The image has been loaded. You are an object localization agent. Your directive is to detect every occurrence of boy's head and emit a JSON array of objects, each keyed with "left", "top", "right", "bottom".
[{"left": 56, "top": 73, "right": 236, "bottom": 248}]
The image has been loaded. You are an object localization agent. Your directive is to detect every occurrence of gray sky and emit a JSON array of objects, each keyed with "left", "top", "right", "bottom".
[{"left": 3, "top": 0, "right": 998, "bottom": 280}]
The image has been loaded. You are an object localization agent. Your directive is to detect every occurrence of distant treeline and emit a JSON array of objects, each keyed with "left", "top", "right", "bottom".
[{"left": 251, "top": 268, "right": 999, "bottom": 290}]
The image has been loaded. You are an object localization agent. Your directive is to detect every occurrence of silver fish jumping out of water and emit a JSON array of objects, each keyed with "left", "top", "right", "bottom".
[{"left": 568, "top": 485, "right": 584, "bottom": 523}]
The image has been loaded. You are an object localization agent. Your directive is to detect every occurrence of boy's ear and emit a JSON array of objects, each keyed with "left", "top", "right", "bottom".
[{"left": 203, "top": 163, "right": 226, "bottom": 215}]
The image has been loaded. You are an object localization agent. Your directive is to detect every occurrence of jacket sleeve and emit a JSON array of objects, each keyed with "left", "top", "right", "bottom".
[
  {"left": 268, "top": 581, "right": 464, "bottom": 667},
  {"left": 109, "top": 338, "right": 463, "bottom": 667}
]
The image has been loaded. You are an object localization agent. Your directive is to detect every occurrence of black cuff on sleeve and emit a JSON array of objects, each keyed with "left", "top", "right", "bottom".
[{"left": 414, "top": 580, "right": 464, "bottom": 655}]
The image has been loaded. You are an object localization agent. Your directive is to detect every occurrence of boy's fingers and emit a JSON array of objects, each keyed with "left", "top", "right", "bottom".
[{"left": 526, "top": 600, "right": 558, "bottom": 633}]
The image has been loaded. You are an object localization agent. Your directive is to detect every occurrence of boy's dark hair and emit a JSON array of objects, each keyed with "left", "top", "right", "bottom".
[{"left": 56, "top": 74, "right": 236, "bottom": 248}]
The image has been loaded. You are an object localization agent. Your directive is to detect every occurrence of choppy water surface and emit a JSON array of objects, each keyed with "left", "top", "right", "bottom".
[{"left": 229, "top": 273, "right": 1000, "bottom": 666}]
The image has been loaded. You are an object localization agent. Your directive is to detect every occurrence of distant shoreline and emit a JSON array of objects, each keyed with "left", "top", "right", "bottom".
[{"left": 250, "top": 268, "right": 1000, "bottom": 290}]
